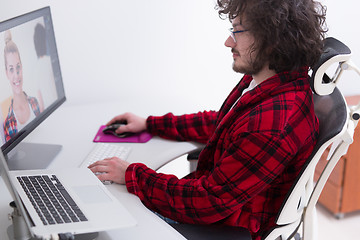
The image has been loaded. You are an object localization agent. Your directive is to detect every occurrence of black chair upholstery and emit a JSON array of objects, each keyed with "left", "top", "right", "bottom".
[{"left": 312, "top": 88, "right": 347, "bottom": 159}]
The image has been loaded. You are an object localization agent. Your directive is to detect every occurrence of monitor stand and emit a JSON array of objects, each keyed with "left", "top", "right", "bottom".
[{"left": 6, "top": 142, "right": 62, "bottom": 170}]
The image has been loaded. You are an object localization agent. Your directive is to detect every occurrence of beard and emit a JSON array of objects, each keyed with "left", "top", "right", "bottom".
[{"left": 232, "top": 49, "right": 267, "bottom": 75}]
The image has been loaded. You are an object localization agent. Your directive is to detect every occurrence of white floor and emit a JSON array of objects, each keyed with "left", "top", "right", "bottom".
[
  {"left": 317, "top": 204, "right": 360, "bottom": 240},
  {"left": 158, "top": 156, "right": 360, "bottom": 240}
]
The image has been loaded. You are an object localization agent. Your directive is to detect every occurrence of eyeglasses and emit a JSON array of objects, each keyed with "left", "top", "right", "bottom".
[{"left": 229, "top": 28, "right": 249, "bottom": 42}]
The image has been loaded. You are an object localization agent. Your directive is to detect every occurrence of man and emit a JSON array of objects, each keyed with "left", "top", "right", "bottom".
[{"left": 89, "top": 0, "right": 327, "bottom": 238}]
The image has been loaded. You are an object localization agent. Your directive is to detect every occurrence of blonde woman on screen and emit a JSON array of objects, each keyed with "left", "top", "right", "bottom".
[{"left": 3, "top": 30, "right": 41, "bottom": 141}]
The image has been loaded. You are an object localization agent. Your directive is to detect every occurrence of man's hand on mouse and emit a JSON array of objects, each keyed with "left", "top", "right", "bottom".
[
  {"left": 88, "top": 157, "right": 130, "bottom": 184},
  {"left": 107, "top": 112, "right": 147, "bottom": 135}
]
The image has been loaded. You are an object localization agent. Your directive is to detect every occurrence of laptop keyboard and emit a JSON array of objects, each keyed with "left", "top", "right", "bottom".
[
  {"left": 81, "top": 143, "right": 131, "bottom": 168},
  {"left": 17, "top": 175, "right": 88, "bottom": 225}
]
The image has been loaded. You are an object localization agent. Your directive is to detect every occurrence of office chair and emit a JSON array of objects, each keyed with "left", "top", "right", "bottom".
[{"left": 170, "top": 37, "right": 360, "bottom": 240}]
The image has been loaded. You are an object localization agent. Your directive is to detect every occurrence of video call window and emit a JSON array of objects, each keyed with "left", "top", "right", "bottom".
[{"left": 0, "top": 16, "right": 58, "bottom": 145}]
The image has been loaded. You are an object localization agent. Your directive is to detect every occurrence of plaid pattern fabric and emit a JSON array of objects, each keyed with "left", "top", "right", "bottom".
[
  {"left": 4, "top": 92, "right": 41, "bottom": 141},
  {"left": 125, "top": 67, "right": 319, "bottom": 240}
]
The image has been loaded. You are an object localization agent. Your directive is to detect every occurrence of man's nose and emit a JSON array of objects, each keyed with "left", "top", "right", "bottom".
[{"left": 225, "top": 35, "right": 236, "bottom": 48}]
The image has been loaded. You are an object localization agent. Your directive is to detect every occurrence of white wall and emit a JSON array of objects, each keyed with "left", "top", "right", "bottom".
[{"left": 1, "top": 0, "right": 360, "bottom": 116}]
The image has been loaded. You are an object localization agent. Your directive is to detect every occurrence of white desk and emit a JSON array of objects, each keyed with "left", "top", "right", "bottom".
[{"left": 0, "top": 102, "right": 204, "bottom": 240}]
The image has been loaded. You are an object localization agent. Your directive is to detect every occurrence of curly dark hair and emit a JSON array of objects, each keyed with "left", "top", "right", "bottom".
[{"left": 216, "top": 0, "right": 327, "bottom": 72}]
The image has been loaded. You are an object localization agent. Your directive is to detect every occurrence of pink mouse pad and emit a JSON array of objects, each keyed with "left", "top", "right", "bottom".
[{"left": 93, "top": 125, "right": 152, "bottom": 143}]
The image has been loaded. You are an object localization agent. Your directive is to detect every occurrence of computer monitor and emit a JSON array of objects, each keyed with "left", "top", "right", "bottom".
[{"left": 0, "top": 7, "right": 66, "bottom": 170}]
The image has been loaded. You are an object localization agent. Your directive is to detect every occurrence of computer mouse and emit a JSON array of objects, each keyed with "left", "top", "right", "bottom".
[{"left": 102, "top": 122, "right": 134, "bottom": 138}]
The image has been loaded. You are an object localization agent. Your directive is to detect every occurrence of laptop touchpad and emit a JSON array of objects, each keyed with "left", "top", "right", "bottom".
[{"left": 73, "top": 185, "right": 112, "bottom": 204}]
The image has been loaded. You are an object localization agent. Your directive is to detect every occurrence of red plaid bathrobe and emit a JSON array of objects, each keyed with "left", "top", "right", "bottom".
[{"left": 125, "top": 67, "right": 319, "bottom": 239}]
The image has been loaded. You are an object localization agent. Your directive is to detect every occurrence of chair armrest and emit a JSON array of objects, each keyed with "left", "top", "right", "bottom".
[
  {"left": 187, "top": 149, "right": 203, "bottom": 160},
  {"left": 187, "top": 148, "right": 203, "bottom": 172}
]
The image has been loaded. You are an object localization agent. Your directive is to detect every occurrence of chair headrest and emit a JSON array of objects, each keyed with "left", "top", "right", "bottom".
[{"left": 311, "top": 37, "right": 351, "bottom": 96}]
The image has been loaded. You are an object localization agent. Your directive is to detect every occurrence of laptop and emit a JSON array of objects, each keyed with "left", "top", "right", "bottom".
[{"left": 0, "top": 150, "right": 137, "bottom": 239}]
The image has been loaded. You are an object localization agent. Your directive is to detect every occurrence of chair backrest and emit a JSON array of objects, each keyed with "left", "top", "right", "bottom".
[{"left": 263, "top": 38, "right": 352, "bottom": 240}]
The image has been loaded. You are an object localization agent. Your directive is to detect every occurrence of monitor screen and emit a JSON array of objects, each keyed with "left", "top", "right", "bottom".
[{"left": 0, "top": 7, "right": 66, "bottom": 169}]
